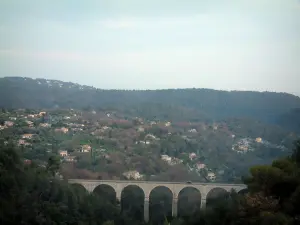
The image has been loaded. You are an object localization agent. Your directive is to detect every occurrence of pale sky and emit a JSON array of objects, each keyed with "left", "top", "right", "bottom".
[{"left": 0, "top": 0, "right": 299, "bottom": 94}]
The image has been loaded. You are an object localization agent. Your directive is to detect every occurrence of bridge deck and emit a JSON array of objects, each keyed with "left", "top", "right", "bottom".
[{"left": 68, "top": 179, "right": 245, "bottom": 187}]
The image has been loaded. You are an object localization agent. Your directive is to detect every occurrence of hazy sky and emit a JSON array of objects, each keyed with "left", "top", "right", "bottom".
[{"left": 0, "top": 0, "right": 299, "bottom": 94}]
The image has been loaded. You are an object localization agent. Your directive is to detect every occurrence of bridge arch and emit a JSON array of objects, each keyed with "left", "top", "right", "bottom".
[
  {"left": 206, "top": 187, "right": 230, "bottom": 207},
  {"left": 93, "top": 184, "right": 117, "bottom": 204},
  {"left": 149, "top": 186, "right": 173, "bottom": 224},
  {"left": 120, "top": 185, "right": 145, "bottom": 221},
  {"left": 238, "top": 188, "right": 249, "bottom": 195},
  {"left": 177, "top": 187, "right": 201, "bottom": 218},
  {"left": 70, "top": 183, "right": 87, "bottom": 192}
]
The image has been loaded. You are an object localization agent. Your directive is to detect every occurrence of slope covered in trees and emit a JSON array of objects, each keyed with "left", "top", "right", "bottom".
[
  {"left": 1, "top": 138, "right": 300, "bottom": 225},
  {"left": 1, "top": 77, "right": 300, "bottom": 125}
]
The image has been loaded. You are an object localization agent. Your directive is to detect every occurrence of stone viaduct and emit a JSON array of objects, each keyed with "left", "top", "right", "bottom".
[{"left": 69, "top": 179, "right": 247, "bottom": 222}]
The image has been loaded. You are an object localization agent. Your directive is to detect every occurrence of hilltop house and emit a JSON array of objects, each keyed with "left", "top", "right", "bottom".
[
  {"left": 123, "top": 170, "right": 143, "bottom": 180},
  {"left": 55, "top": 127, "right": 69, "bottom": 133},
  {"left": 207, "top": 172, "right": 216, "bottom": 181},
  {"left": 22, "top": 134, "right": 34, "bottom": 139},
  {"left": 4, "top": 121, "right": 14, "bottom": 127},
  {"left": 81, "top": 145, "right": 92, "bottom": 153},
  {"left": 59, "top": 150, "right": 68, "bottom": 157}
]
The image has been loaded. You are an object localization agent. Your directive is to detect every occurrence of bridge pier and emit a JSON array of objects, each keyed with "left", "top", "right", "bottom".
[
  {"left": 201, "top": 198, "right": 206, "bottom": 209},
  {"left": 172, "top": 198, "right": 178, "bottom": 217},
  {"left": 144, "top": 197, "right": 149, "bottom": 222}
]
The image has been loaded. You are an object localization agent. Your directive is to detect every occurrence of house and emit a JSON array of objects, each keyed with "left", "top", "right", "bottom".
[
  {"left": 255, "top": 137, "right": 262, "bottom": 143},
  {"left": 39, "top": 111, "right": 46, "bottom": 116},
  {"left": 207, "top": 172, "right": 216, "bottom": 181},
  {"left": 4, "top": 121, "right": 14, "bottom": 127},
  {"left": 137, "top": 127, "right": 145, "bottom": 132},
  {"left": 64, "top": 155, "right": 77, "bottom": 162},
  {"left": 165, "top": 122, "right": 171, "bottom": 127},
  {"left": 188, "top": 129, "right": 197, "bottom": 133},
  {"left": 22, "top": 134, "right": 34, "bottom": 139},
  {"left": 55, "top": 127, "right": 69, "bottom": 133},
  {"left": 59, "top": 150, "right": 68, "bottom": 157},
  {"left": 189, "top": 153, "right": 197, "bottom": 160},
  {"left": 25, "top": 120, "right": 34, "bottom": 127},
  {"left": 23, "top": 159, "right": 32, "bottom": 165},
  {"left": 161, "top": 155, "right": 172, "bottom": 163},
  {"left": 150, "top": 121, "right": 157, "bottom": 126},
  {"left": 18, "top": 139, "right": 31, "bottom": 146},
  {"left": 40, "top": 123, "right": 51, "bottom": 128},
  {"left": 123, "top": 170, "right": 143, "bottom": 180},
  {"left": 0, "top": 125, "right": 7, "bottom": 130},
  {"left": 196, "top": 163, "right": 206, "bottom": 170},
  {"left": 81, "top": 144, "right": 92, "bottom": 152},
  {"left": 145, "top": 134, "right": 157, "bottom": 140}
]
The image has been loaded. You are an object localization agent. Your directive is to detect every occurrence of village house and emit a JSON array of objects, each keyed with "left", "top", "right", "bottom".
[
  {"left": 59, "top": 150, "right": 68, "bottom": 157},
  {"left": 255, "top": 137, "right": 262, "bottom": 143},
  {"left": 161, "top": 155, "right": 172, "bottom": 163},
  {"left": 63, "top": 155, "right": 77, "bottom": 162},
  {"left": 22, "top": 134, "right": 34, "bottom": 139},
  {"left": 18, "top": 139, "right": 31, "bottom": 146},
  {"left": 189, "top": 153, "right": 197, "bottom": 160},
  {"left": 23, "top": 159, "right": 32, "bottom": 165},
  {"left": 207, "top": 172, "right": 216, "bottom": 181},
  {"left": 27, "top": 114, "right": 36, "bottom": 118},
  {"left": 188, "top": 129, "right": 197, "bottom": 133},
  {"left": 0, "top": 125, "right": 7, "bottom": 130},
  {"left": 40, "top": 123, "right": 51, "bottom": 128},
  {"left": 137, "top": 126, "right": 145, "bottom": 132},
  {"left": 55, "top": 127, "right": 69, "bottom": 133},
  {"left": 9, "top": 117, "right": 17, "bottom": 121},
  {"left": 123, "top": 170, "right": 143, "bottom": 180},
  {"left": 4, "top": 121, "right": 14, "bottom": 127},
  {"left": 25, "top": 120, "right": 34, "bottom": 127},
  {"left": 39, "top": 111, "right": 46, "bottom": 116},
  {"left": 81, "top": 144, "right": 92, "bottom": 153},
  {"left": 165, "top": 121, "right": 171, "bottom": 127},
  {"left": 196, "top": 163, "right": 206, "bottom": 170},
  {"left": 145, "top": 134, "right": 157, "bottom": 140}
]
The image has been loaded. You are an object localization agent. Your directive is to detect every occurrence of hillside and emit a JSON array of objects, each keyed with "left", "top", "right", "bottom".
[{"left": 1, "top": 77, "right": 300, "bottom": 125}]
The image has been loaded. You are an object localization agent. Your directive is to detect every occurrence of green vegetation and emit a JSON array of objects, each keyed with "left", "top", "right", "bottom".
[
  {"left": 1, "top": 77, "right": 300, "bottom": 128},
  {"left": 0, "top": 107, "right": 297, "bottom": 183},
  {"left": 1, "top": 138, "right": 300, "bottom": 224}
]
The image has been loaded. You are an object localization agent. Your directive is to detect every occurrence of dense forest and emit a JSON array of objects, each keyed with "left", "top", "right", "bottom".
[
  {"left": 1, "top": 138, "right": 300, "bottom": 225},
  {"left": 1, "top": 77, "right": 300, "bottom": 132}
]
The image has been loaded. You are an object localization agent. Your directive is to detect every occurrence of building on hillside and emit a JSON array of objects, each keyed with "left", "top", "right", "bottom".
[
  {"left": 123, "top": 170, "right": 143, "bottom": 180},
  {"left": 64, "top": 155, "right": 77, "bottom": 162},
  {"left": 18, "top": 139, "right": 31, "bottom": 146},
  {"left": 196, "top": 163, "right": 206, "bottom": 170},
  {"left": 55, "top": 127, "right": 69, "bottom": 133},
  {"left": 39, "top": 111, "right": 47, "bottom": 116},
  {"left": 40, "top": 123, "right": 51, "bottom": 128},
  {"left": 22, "top": 134, "right": 34, "bottom": 139},
  {"left": 59, "top": 150, "right": 68, "bottom": 157},
  {"left": 81, "top": 145, "right": 92, "bottom": 152},
  {"left": 188, "top": 129, "right": 197, "bottom": 133},
  {"left": 207, "top": 172, "right": 216, "bottom": 181},
  {"left": 255, "top": 137, "right": 262, "bottom": 143},
  {"left": 165, "top": 122, "right": 171, "bottom": 127},
  {"left": 189, "top": 153, "right": 197, "bottom": 160},
  {"left": 4, "top": 121, "right": 14, "bottom": 127},
  {"left": 161, "top": 155, "right": 172, "bottom": 163}
]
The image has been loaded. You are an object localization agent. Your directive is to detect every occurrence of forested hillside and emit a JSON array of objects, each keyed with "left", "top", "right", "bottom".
[{"left": 1, "top": 77, "right": 300, "bottom": 125}]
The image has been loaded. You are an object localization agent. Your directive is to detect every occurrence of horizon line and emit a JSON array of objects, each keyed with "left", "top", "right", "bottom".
[{"left": 2, "top": 76, "right": 299, "bottom": 97}]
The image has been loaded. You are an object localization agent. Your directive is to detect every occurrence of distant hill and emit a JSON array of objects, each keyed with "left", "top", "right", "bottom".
[{"left": 1, "top": 77, "right": 300, "bottom": 125}]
